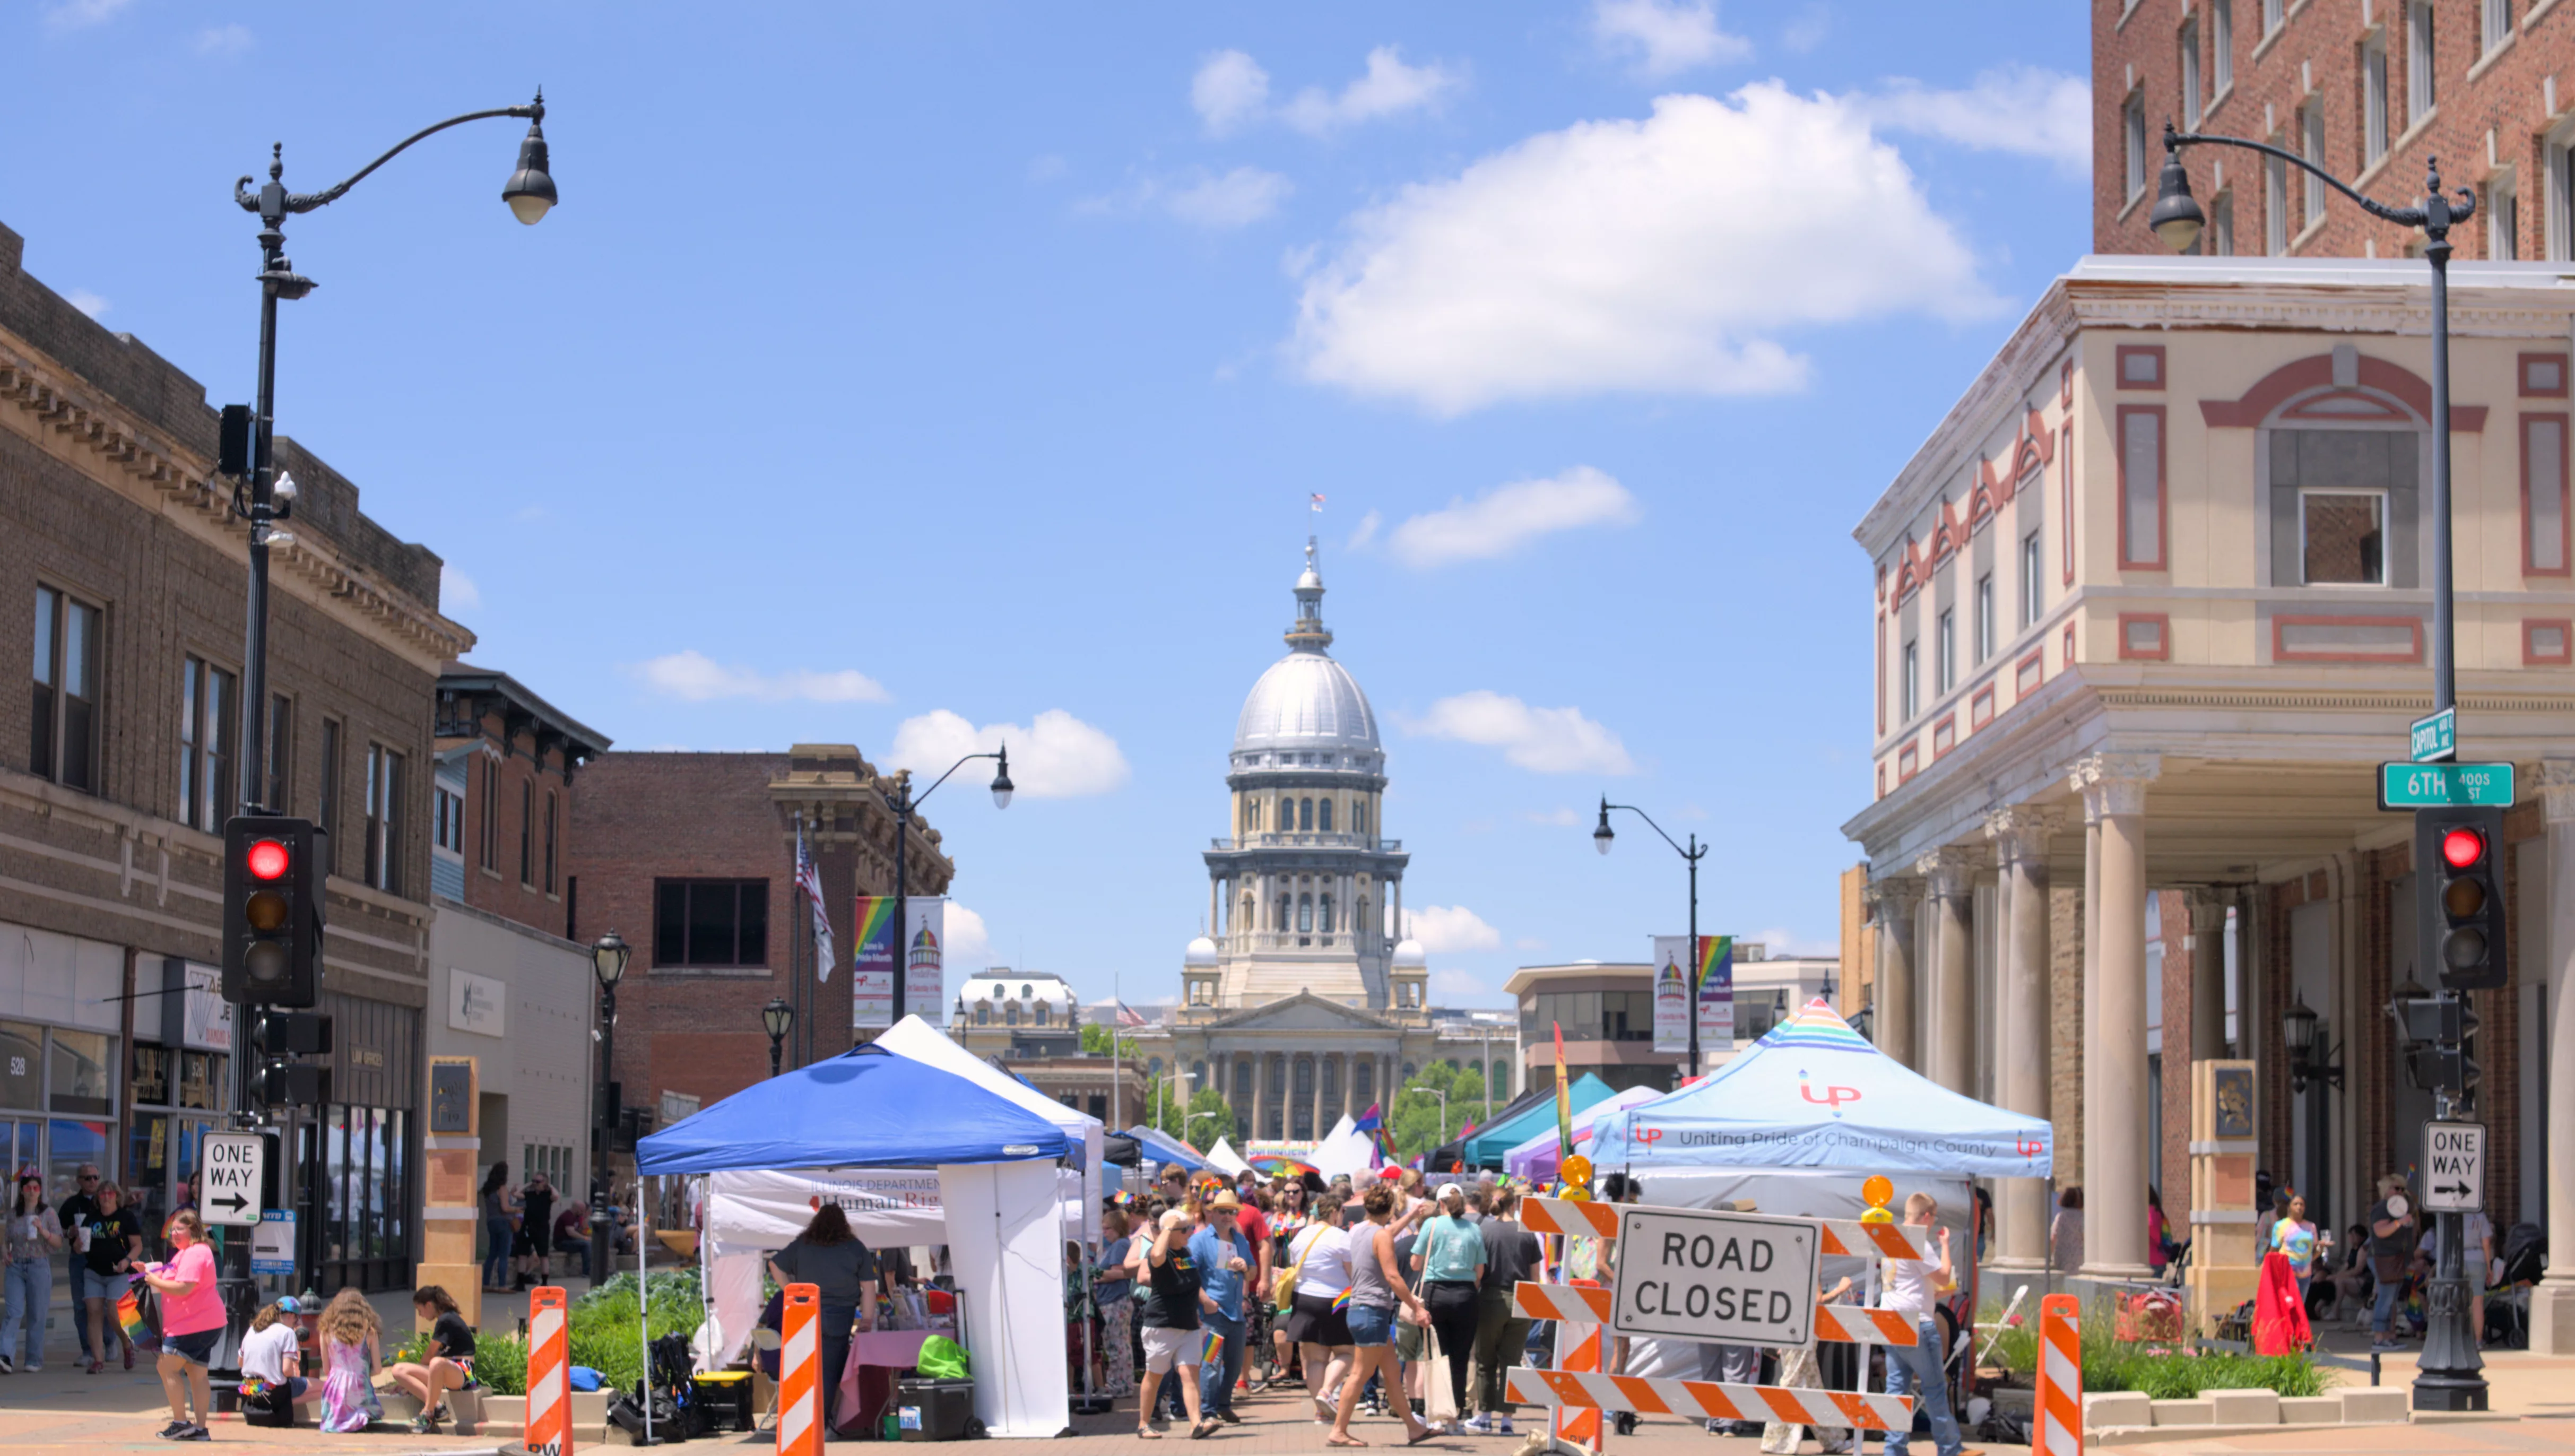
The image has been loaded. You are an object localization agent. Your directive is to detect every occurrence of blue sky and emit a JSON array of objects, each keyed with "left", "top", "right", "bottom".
[{"left": 10, "top": 2, "right": 2090, "bottom": 1010}]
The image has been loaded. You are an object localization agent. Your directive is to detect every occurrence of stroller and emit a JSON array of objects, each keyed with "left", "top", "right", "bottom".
[{"left": 2486, "top": 1224, "right": 2546, "bottom": 1348}]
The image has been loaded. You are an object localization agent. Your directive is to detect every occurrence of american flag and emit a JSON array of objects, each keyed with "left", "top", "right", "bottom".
[
  {"left": 1309, "top": 492, "right": 1326, "bottom": 510},
  {"left": 1114, "top": 1002, "right": 1148, "bottom": 1028},
  {"left": 796, "top": 824, "right": 835, "bottom": 980}
]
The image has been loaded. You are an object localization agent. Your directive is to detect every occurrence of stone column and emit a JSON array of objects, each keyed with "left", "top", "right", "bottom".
[
  {"left": 1306, "top": 1054, "right": 1322, "bottom": 1141},
  {"left": 1252, "top": 1051, "right": 1270, "bottom": 1143},
  {"left": 2189, "top": 889, "right": 2228, "bottom": 1062},
  {"left": 1868, "top": 879, "right": 1921, "bottom": 1069},
  {"left": 1986, "top": 805, "right": 2057, "bottom": 1272},
  {"left": 2073, "top": 753, "right": 2161, "bottom": 1281},
  {"left": 2532, "top": 762, "right": 2575, "bottom": 1351},
  {"left": 1918, "top": 847, "right": 1976, "bottom": 1093}
]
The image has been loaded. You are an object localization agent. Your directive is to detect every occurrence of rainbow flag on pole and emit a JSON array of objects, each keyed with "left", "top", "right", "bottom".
[{"left": 1552, "top": 1020, "right": 1572, "bottom": 1156}]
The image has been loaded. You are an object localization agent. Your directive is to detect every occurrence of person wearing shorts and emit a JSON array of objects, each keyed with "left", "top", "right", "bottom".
[
  {"left": 1329, "top": 1184, "right": 1434, "bottom": 1448},
  {"left": 142, "top": 1211, "right": 224, "bottom": 1441},
  {"left": 1136, "top": 1208, "right": 1215, "bottom": 1438}
]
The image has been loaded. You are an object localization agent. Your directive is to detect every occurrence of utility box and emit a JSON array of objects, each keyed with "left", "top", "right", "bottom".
[{"left": 2186, "top": 1060, "right": 2261, "bottom": 1334}]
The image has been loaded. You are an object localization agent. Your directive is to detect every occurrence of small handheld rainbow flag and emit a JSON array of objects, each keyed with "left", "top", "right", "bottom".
[
  {"left": 1200, "top": 1329, "right": 1226, "bottom": 1365},
  {"left": 1331, "top": 1288, "right": 1353, "bottom": 1313},
  {"left": 116, "top": 1286, "right": 158, "bottom": 1350}
]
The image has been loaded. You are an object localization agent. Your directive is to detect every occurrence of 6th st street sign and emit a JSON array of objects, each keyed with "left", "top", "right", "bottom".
[
  {"left": 1610, "top": 1207, "right": 1820, "bottom": 1348},
  {"left": 201, "top": 1131, "right": 266, "bottom": 1227}
]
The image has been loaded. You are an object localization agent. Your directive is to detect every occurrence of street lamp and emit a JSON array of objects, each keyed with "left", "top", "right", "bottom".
[
  {"left": 1593, "top": 796, "right": 1713, "bottom": 1076},
  {"left": 871, "top": 746, "right": 1011, "bottom": 1042},
  {"left": 762, "top": 996, "right": 795, "bottom": 1078},
  {"left": 589, "top": 929, "right": 628, "bottom": 1290}
]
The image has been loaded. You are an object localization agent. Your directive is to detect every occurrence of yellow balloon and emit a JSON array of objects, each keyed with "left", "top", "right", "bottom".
[
  {"left": 1861, "top": 1174, "right": 1894, "bottom": 1210},
  {"left": 1560, "top": 1155, "right": 1594, "bottom": 1188}
]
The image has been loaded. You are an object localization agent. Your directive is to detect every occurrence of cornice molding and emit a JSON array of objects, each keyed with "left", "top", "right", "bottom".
[{"left": 0, "top": 336, "right": 471, "bottom": 669}]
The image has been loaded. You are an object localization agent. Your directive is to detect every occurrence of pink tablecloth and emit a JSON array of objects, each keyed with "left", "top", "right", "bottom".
[{"left": 834, "top": 1330, "right": 937, "bottom": 1435}]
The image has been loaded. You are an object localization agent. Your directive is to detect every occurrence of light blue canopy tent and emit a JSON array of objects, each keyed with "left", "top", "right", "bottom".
[
  {"left": 1457, "top": 1072, "right": 1618, "bottom": 1169},
  {"left": 1124, "top": 1125, "right": 1209, "bottom": 1173},
  {"left": 1588, "top": 998, "right": 2052, "bottom": 1178}
]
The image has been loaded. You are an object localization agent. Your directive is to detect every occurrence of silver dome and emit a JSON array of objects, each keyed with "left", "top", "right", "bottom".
[{"left": 1234, "top": 651, "right": 1380, "bottom": 758}]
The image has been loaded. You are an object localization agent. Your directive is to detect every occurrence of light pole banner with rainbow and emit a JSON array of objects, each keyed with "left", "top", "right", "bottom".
[{"left": 1651, "top": 934, "right": 1734, "bottom": 1052}]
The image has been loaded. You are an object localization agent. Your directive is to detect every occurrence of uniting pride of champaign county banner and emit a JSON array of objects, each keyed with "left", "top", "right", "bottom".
[
  {"left": 851, "top": 896, "right": 949, "bottom": 1030},
  {"left": 1650, "top": 933, "right": 1733, "bottom": 1053}
]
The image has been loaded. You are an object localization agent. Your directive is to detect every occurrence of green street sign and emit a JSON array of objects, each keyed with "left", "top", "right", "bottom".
[
  {"left": 2379, "top": 761, "right": 2516, "bottom": 810},
  {"left": 2410, "top": 707, "right": 2457, "bottom": 764}
]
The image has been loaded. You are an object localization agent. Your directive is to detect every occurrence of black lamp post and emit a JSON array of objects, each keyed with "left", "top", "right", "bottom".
[
  {"left": 2156, "top": 124, "right": 2485, "bottom": 1412},
  {"left": 762, "top": 996, "right": 795, "bottom": 1078},
  {"left": 1593, "top": 796, "right": 1712, "bottom": 1077},
  {"left": 588, "top": 929, "right": 628, "bottom": 1290},
  {"left": 870, "top": 747, "right": 1011, "bottom": 1044}
]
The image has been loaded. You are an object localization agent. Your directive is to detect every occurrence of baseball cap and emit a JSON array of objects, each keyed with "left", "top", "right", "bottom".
[
  {"left": 1437, "top": 1182, "right": 1464, "bottom": 1200},
  {"left": 275, "top": 1295, "right": 302, "bottom": 1313}
]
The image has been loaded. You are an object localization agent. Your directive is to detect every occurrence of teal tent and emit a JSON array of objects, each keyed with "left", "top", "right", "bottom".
[{"left": 1456, "top": 1072, "right": 1618, "bottom": 1169}]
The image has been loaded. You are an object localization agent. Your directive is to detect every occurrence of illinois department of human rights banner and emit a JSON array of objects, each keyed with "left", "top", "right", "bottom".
[{"left": 1651, "top": 937, "right": 1693, "bottom": 1053}]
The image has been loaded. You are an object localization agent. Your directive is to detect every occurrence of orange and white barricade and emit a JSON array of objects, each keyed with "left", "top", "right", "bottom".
[
  {"left": 1514, "top": 1282, "right": 1916, "bottom": 1347},
  {"left": 1552, "top": 1280, "right": 1605, "bottom": 1453},
  {"left": 778, "top": 1283, "right": 823, "bottom": 1456},
  {"left": 526, "top": 1285, "right": 571, "bottom": 1456},
  {"left": 2033, "top": 1294, "right": 2081, "bottom": 1456},
  {"left": 1506, "top": 1367, "right": 1913, "bottom": 1431}
]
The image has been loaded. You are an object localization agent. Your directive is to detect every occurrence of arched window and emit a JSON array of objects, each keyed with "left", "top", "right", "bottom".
[
  {"left": 1035, "top": 1003, "right": 1048, "bottom": 1026},
  {"left": 1354, "top": 800, "right": 1367, "bottom": 835},
  {"left": 1297, "top": 894, "right": 1313, "bottom": 932},
  {"left": 1319, "top": 799, "right": 1333, "bottom": 832},
  {"left": 1319, "top": 895, "right": 1334, "bottom": 933},
  {"left": 975, "top": 1002, "right": 990, "bottom": 1025},
  {"left": 1402, "top": 1062, "right": 1417, "bottom": 1082},
  {"left": 1020, "top": 984, "right": 1033, "bottom": 1000},
  {"left": 1354, "top": 1060, "right": 1373, "bottom": 1103},
  {"left": 1004, "top": 1002, "right": 1019, "bottom": 1026},
  {"left": 1358, "top": 898, "right": 1370, "bottom": 941},
  {"left": 1246, "top": 798, "right": 1259, "bottom": 831},
  {"left": 1277, "top": 895, "right": 1291, "bottom": 930},
  {"left": 1299, "top": 798, "right": 1313, "bottom": 830},
  {"left": 1277, "top": 796, "right": 1291, "bottom": 829},
  {"left": 1148, "top": 1056, "right": 1165, "bottom": 1078},
  {"left": 1240, "top": 895, "right": 1254, "bottom": 931}
]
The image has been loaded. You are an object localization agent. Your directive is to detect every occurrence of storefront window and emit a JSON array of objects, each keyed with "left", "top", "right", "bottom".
[
  {"left": 2, "top": 1021, "right": 45, "bottom": 1110},
  {"left": 49, "top": 1029, "right": 115, "bottom": 1116},
  {"left": 3, "top": 1120, "right": 40, "bottom": 1180},
  {"left": 325, "top": 1109, "right": 349, "bottom": 1262},
  {"left": 128, "top": 1114, "right": 172, "bottom": 1234},
  {"left": 131, "top": 1046, "right": 172, "bottom": 1107},
  {"left": 48, "top": 1119, "right": 108, "bottom": 1206},
  {"left": 176, "top": 1052, "right": 226, "bottom": 1111}
]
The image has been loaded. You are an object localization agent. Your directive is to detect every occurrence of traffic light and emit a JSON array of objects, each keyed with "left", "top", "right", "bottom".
[
  {"left": 2415, "top": 805, "right": 2508, "bottom": 991},
  {"left": 222, "top": 814, "right": 319, "bottom": 1007},
  {"left": 250, "top": 1010, "right": 332, "bottom": 1107}
]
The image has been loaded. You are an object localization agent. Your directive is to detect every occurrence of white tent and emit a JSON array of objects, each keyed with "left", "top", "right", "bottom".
[
  {"left": 1310, "top": 1114, "right": 1377, "bottom": 1182},
  {"left": 877, "top": 1013, "right": 1105, "bottom": 1242},
  {"left": 1204, "top": 1138, "right": 1251, "bottom": 1177}
]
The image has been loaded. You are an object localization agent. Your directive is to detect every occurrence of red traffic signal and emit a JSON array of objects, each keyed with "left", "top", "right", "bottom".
[
  {"left": 246, "top": 838, "right": 290, "bottom": 880},
  {"left": 2440, "top": 826, "right": 2486, "bottom": 871}
]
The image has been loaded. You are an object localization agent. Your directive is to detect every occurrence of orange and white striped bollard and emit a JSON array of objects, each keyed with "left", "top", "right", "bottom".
[
  {"left": 778, "top": 1283, "right": 823, "bottom": 1456},
  {"left": 2033, "top": 1293, "right": 2081, "bottom": 1456},
  {"left": 526, "top": 1285, "right": 570, "bottom": 1455}
]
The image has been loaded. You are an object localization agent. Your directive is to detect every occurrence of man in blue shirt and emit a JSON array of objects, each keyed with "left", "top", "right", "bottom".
[{"left": 1186, "top": 1192, "right": 1254, "bottom": 1424}]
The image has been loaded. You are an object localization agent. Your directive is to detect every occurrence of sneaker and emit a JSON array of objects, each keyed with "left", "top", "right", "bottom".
[
  {"left": 156, "top": 1420, "right": 192, "bottom": 1438},
  {"left": 1215, "top": 1409, "right": 1241, "bottom": 1425},
  {"left": 175, "top": 1425, "right": 211, "bottom": 1442},
  {"left": 1496, "top": 1418, "right": 1515, "bottom": 1436},
  {"left": 1464, "top": 1415, "right": 1495, "bottom": 1434}
]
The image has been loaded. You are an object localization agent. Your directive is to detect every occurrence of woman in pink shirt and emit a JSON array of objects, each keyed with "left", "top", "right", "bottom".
[{"left": 141, "top": 1210, "right": 226, "bottom": 1441}]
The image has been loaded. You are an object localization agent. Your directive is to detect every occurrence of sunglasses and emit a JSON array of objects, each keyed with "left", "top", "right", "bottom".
[{"left": 78, "top": 1174, "right": 98, "bottom": 1183}]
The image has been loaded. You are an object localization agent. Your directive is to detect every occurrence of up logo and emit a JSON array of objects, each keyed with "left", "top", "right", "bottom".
[
  {"left": 1636, "top": 1126, "right": 1664, "bottom": 1148},
  {"left": 2016, "top": 1134, "right": 2045, "bottom": 1159},
  {"left": 1796, "top": 1071, "right": 1861, "bottom": 1115}
]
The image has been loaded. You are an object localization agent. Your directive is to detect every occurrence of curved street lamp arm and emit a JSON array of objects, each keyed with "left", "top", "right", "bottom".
[
  {"left": 2164, "top": 123, "right": 2473, "bottom": 231},
  {"left": 236, "top": 98, "right": 543, "bottom": 220},
  {"left": 909, "top": 748, "right": 1002, "bottom": 810},
  {"left": 1603, "top": 801, "right": 1703, "bottom": 862}
]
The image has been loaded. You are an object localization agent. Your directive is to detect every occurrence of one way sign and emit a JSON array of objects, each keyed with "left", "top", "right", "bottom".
[
  {"left": 201, "top": 1132, "right": 266, "bottom": 1227},
  {"left": 2423, "top": 1121, "right": 2487, "bottom": 1214}
]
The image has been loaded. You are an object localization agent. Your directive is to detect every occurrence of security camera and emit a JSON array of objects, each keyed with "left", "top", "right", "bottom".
[{"left": 272, "top": 471, "right": 299, "bottom": 506}]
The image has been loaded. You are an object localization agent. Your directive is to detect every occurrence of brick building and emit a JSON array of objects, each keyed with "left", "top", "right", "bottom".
[
  {"left": 2097, "top": 0, "right": 2575, "bottom": 261},
  {"left": 0, "top": 216, "right": 466, "bottom": 1294},
  {"left": 566, "top": 746, "right": 956, "bottom": 1164},
  {"left": 424, "top": 665, "right": 610, "bottom": 1251}
]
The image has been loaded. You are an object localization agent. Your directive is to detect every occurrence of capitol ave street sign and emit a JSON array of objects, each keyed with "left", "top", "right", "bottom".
[
  {"left": 2411, "top": 707, "right": 2457, "bottom": 763},
  {"left": 2378, "top": 761, "right": 2515, "bottom": 810}
]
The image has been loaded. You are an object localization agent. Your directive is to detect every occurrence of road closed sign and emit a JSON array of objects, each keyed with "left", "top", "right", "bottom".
[
  {"left": 1610, "top": 1207, "right": 1820, "bottom": 1348},
  {"left": 201, "top": 1131, "right": 266, "bottom": 1227}
]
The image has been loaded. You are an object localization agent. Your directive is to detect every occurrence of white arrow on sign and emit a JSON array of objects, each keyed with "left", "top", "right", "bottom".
[
  {"left": 2422, "top": 1121, "right": 2486, "bottom": 1214},
  {"left": 200, "top": 1131, "right": 266, "bottom": 1227}
]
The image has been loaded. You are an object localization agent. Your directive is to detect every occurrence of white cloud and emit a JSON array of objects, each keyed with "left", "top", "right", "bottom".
[
  {"left": 1750, "top": 924, "right": 1838, "bottom": 958},
  {"left": 1592, "top": 0, "right": 1750, "bottom": 76},
  {"left": 888, "top": 708, "right": 1130, "bottom": 799},
  {"left": 1431, "top": 968, "right": 1490, "bottom": 998},
  {"left": 440, "top": 564, "right": 481, "bottom": 612},
  {"left": 1386, "top": 466, "right": 1639, "bottom": 567},
  {"left": 1080, "top": 167, "right": 1291, "bottom": 230},
  {"left": 1192, "top": 49, "right": 1272, "bottom": 136},
  {"left": 1346, "top": 509, "right": 1382, "bottom": 550},
  {"left": 1409, "top": 905, "right": 1503, "bottom": 954},
  {"left": 196, "top": 23, "right": 252, "bottom": 55},
  {"left": 64, "top": 289, "right": 108, "bottom": 319},
  {"left": 1290, "top": 84, "right": 1996, "bottom": 414},
  {"left": 636, "top": 650, "right": 891, "bottom": 704},
  {"left": 45, "top": 0, "right": 131, "bottom": 30},
  {"left": 1404, "top": 690, "right": 1637, "bottom": 775},
  {"left": 1281, "top": 46, "right": 1461, "bottom": 135},
  {"left": 1166, "top": 167, "right": 1293, "bottom": 229},
  {"left": 1854, "top": 65, "right": 2091, "bottom": 174},
  {"left": 943, "top": 903, "right": 993, "bottom": 969}
]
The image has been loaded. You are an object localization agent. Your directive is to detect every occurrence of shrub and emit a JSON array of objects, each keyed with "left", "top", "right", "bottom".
[
  {"left": 565, "top": 1269, "right": 703, "bottom": 1392},
  {"left": 1978, "top": 1296, "right": 2330, "bottom": 1399},
  {"left": 475, "top": 1334, "right": 529, "bottom": 1397}
]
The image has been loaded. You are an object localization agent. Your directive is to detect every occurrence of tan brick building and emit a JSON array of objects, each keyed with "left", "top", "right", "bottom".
[
  {"left": 0, "top": 217, "right": 467, "bottom": 1295},
  {"left": 2098, "top": 0, "right": 2575, "bottom": 262}
]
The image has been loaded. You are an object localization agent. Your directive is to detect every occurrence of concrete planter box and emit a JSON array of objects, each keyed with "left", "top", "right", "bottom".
[
  {"left": 2203, "top": 1388, "right": 2279, "bottom": 1425},
  {"left": 2083, "top": 1391, "right": 2153, "bottom": 1430},
  {"left": 2147, "top": 1398, "right": 2214, "bottom": 1425},
  {"left": 2338, "top": 1387, "right": 2408, "bottom": 1424},
  {"left": 2083, "top": 1375, "right": 2430, "bottom": 1444},
  {"left": 2278, "top": 1396, "right": 2341, "bottom": 1424}
]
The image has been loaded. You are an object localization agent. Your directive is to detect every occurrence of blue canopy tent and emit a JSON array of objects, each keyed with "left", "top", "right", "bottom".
[
  {"left": 1123, "top": 1125, "right": 1209, "bottom": 1173},
  {"left": 637, "top": 1044, "right": 1072, "bottom": 1174},
  {"left": 1588, "top": 999, "right": 2051, "bottom": 1177},
  {"left": 1456, "top": 1072, "right": 1617, "bottom": 1169},
  {"left": 637, "top": 1045, "right": 1073, "bottom": 1437}
]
